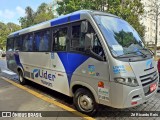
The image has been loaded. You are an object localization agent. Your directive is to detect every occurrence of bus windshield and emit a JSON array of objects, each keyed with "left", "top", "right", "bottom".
[{"left": 94, "top": 15, "right": 150, "bottom": 58}]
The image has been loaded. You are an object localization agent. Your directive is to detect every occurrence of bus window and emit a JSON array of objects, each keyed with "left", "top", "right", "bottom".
[
  {"left": 70, "top": 23, "right": 85, "bottom": 52},
  {"left": 22, "top": 34, "right": 33, "bottom": 51},
  {"left": 14, "top": 37, "right": 22, "bottom": 51},
  {"left": 70, "top": 22, "right": 104, "bottom": 58},
  {"left": 34, "top": 30, "right": 50, "bottom": 52},
  {"left": 53, "top": 27, "right": 67, "bottom": 51},
  {"left": 7, "top": 38, "right": 14, "bottom": 51},
  {"left": 87, "top": 23, "right": 104, "bottom": 57}
]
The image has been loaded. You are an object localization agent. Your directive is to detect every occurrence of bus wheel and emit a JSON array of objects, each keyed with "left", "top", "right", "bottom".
[
  {"left": 18, "top": 70, "right": 26, "bottom": 85},
  {"left": 73, "top": 88, "right": 97, "bottom": 115}
]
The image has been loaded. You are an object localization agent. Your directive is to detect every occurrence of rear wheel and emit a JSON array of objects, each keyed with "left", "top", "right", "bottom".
[
  {"left": 73, "top": 88, "right": 97, "bottom": 115},
  {"left": 18, "top": 70, "right": 26, "bottom": 85}
]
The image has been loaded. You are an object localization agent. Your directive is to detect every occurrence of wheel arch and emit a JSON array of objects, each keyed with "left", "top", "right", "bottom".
[
  {"left": 70, "top": 81, "right": 99, "bottom": 104},
  {"left": 17, "top": 66, "right": 24, "bottom": 75}
]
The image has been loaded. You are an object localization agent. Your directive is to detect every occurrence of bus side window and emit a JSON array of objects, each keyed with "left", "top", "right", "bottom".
[
  {"left": 70, "top": 23, "right": 85, "bottom": 52},
  {"left": 53, "top": 28, "right": 67, "bottom": 51},
  {"left": 22, "top": 34, "right": 33, "bottom": 52},
  {"left": 34, "top": 30, "right": 50, "bottom": 52},
  {"left": 88, "top": 23, "right": 105, "bottom": 58},
  {"left": 14, "top": 37, "right": 22, "bottom": 51},
  {"left": 70, "top": 21, "right": 105, "bottom": 59},
  {"left": 7, "top": 38, "right": 14, "bottom": 51}
]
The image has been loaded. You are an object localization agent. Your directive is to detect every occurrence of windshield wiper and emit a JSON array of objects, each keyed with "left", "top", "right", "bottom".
[
  {"left": 139, "top": 48, "right": 154, "bottom": 56},
  {"left": 117, "top": 50, "right": 147, "bottom": 58}
]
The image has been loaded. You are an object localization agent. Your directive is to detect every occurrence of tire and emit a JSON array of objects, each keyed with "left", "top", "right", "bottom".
[
  {"left": 18, "top": 70, "right": 26, "bottom": 85},
  {"left": 73, "top": 88, "right": 97, "bottom": 116}
]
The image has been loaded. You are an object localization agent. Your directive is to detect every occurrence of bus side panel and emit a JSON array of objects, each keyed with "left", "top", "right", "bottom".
[
  {"left": 19, "top": 52, "right": 71, "bottom": 96},
  {"left": 6, "top": 51, "right": 19, "bottom": 73},
  {"left": 55, "top": 51, "right": 111, "bottom": 105}
]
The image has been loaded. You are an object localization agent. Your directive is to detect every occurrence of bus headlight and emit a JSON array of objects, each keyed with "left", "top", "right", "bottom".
[{"left": 114, "top": 77, "right": 139, "bottom": 87}]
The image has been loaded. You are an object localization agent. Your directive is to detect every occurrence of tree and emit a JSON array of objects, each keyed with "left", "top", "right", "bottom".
[
  {"left": 0, "top": 22, "right": 21, "bottom": 49},
  {"left": 146, "top": 0, "right": 160, "bottom": 56},
  {"left": 57, "top": 0, "right": 107, "bottom": 15},
  {"left": 0, "top": 22, "right": 9, "bottom": 49},
  {"left": 34, "top": 3, "right": 54, "bottom": 24},
  {"left": 19, "top": 3, "right": 54, "bottom": 28},
  {"left": 57, "top": 0, "right": 145, "bottom": 38},
  {"left": 7, "top": 22, "right": 21, "bottom": 32},
  {"left": 19, "top": 6, "right": 35, "bottom": 28}
]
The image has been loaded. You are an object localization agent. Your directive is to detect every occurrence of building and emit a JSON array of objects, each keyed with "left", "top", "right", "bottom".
[{"left": 141, "top": 0, "right": 160, "bottom": 47}]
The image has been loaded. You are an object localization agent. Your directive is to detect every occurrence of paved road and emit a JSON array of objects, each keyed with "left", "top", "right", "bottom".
[
  {"left": 1, "top": 58, "right": 160, "bottom": 120},
  {"left": 0, "top": 57, "right": 7, "bottom": 70}
]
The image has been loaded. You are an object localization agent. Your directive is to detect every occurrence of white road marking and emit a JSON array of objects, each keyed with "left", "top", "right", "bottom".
[{"left": 2, "top": 70, "right": 16, "bottom": 75}]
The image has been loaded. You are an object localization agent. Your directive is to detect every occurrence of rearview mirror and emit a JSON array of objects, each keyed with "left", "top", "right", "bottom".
[
  {"left": 85, "top": 33, "right": 94, "bottom": 50},
  {"left": 81, "top": 21, "right": 88, "bottom": 33}
]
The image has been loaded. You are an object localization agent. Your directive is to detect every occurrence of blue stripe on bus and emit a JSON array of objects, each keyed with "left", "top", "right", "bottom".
[
  {"left": 51, "top": 13, "right": 80, "bottom": 26},
  {"left": 14, "top": 53, "right": 23, "bottom": 69},
  {"left": 70, "top": 14, "right": 80, "bottom": 21},
  {"left": 51, "top": 17, "right": 68, "bottom": 26},
  {"left": 57, "top": 52, "right": 89, "bottom": 86}
]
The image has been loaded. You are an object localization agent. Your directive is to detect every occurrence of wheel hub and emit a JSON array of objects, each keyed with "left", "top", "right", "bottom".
[{"left": 78, "top": 95, "right": 93, "bottom": 111}]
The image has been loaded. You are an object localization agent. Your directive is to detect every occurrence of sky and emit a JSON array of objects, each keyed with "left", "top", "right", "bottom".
[{"left": 0, "top": 0, "right": 53, "bottom": 25}]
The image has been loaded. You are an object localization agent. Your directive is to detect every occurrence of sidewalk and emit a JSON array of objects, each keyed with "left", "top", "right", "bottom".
[{"left": 0, "top": 77, "right": 84, "bottom": 120}]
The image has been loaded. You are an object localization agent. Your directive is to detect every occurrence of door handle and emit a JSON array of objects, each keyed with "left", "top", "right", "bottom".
[{"left": 45, "top": 52, "right": 49, "bottom": 54}]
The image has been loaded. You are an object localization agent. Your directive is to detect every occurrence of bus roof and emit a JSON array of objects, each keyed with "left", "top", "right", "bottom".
[{"left": 8, "top": 10, "right": 119, "bottom": 38}]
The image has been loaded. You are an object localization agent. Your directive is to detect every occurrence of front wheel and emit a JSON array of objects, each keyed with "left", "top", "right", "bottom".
[
  {"left": 18, "top": 70, "right": 26, "bottom": 85},
  {"left": 73, "top": 88, "right": 97, "bottom": 115}
]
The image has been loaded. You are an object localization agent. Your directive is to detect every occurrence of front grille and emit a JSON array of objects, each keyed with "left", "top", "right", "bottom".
[
  {"left": 139, "top": 70, "right": 158, "bottom": 96},
  {"left": 140, "top": 71, "right": 157, "bottom": 87}
]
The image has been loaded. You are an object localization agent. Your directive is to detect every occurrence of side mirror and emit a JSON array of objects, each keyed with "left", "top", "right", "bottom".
[
  {"left": 84, "top": 33, "right": 94, "bottom": 50},
  {"left": 81, "top": 21, "right": 88, "bottom": 33}
]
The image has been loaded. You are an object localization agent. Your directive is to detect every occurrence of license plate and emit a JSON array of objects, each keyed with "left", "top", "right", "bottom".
[{"left": 150, "top": 83, "right": 157, "bottom": 92}]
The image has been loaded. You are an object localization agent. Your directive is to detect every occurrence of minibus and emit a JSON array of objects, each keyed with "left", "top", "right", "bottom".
[{"left": 6, "top": 10, "right": 158, "bottom": 115}]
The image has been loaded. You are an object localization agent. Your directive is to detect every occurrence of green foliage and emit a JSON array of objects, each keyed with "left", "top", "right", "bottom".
[
  {"left": 57, "top": 0, "right": 145, "bottom": 37},
  {"left": 34, "top": 3, "right": 54, "bottom": 24},
  {"left": 57, "top": 0, "right": 107, "bottom": 15},
  {"left": 0, "top": 22, "right": 21, "bottom": 49},
  {"left": 19, "top": 7, "right": 35, "bottom": 28},
  {"left": 19, "top": 3, "right": 54, "bottom": 28}
]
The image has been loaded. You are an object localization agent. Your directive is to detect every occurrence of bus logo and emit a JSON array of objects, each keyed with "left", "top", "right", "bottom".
[
  {"left": 88, "top": 65, "right": 96, "bottom": 76},
  {"left": 32, "top": 69, "right": 55, "bottom": 81},
  {"left": 33, "top": 69, "right": 39, "bottom": 79}
]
